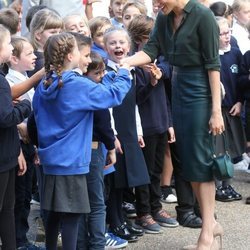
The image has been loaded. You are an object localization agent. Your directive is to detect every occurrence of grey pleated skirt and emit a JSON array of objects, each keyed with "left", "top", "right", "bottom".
[{"left": 42, "top": 174, "right": 90, "bottom": 213}]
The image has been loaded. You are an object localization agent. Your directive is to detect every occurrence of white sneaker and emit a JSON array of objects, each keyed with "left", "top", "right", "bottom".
[
  {"left": 242, "top": 153, "right": 250, "bottom": 164},
  {"left": 161, "top": 194, "right": 178, "bottom": 203},
  {"left": 234, "top": 160, "right": 248, "bottom": 171}
]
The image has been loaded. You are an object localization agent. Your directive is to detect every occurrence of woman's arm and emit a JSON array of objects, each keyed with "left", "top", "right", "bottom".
[
  {"left": 121, "top": 51, "right": 152, "bottom": 67},
  {"left": 11, "top": 68, "right": 44, "bottom": 99},
  {"left": 208, "top": 70, "right": 224, "bottom": 135}
]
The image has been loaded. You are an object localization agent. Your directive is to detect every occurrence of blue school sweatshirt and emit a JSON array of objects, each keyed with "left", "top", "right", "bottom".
[{"left": 33, "top": 69, "right": 131, "bottom": 175}]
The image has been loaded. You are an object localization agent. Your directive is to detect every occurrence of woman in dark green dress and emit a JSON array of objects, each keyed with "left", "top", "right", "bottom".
[{"left": 121, "top": 0, "right": 225, "bottom": 249}]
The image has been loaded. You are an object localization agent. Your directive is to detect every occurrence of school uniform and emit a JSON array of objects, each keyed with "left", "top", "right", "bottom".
[
  {"left": 6, "top": 69, "right": 36, "bottom": 248},
  {"left": 217, "top": 46, "right": 246, "bottom": 158},
  {"left": 135, "top": 57, "right": 172, "bottom": 215},
  {"left": 0, "top": 70, "right": 31, "bottom": 250},
  {"left": 105, "top": 60, "right": 150, "bottom": 189}
]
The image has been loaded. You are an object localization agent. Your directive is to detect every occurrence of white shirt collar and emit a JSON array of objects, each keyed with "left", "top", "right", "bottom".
[{"left": 219, "top": 44, "right": 231, "bottom": 55}]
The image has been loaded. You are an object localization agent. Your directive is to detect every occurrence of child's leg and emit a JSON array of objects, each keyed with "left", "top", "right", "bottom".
[
  {"left": 86, "top": 147, "right": 106, "bottom": 250},
  {"left": 0, "top": 168, "right": 16, "bottom": 250},
  {"left": 61, "top": 212, "right": 82, "bottom": 250},
  {"left": 44, "top": 210, "right": 61, "bottom": 250},
  {"left": 160, "top": 143, "right": 177, "bottom": 203}
]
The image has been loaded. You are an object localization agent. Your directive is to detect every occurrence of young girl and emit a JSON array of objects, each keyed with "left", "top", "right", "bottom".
[
  {"left": 0, "top": 24, "right": 31, "bottom": 250},
  {"left": 103, "top": 27, "right": 150, "bottom": 241},
  {"left": 63, "top": 14, "right": 90, "bottom": 37},
  {"left": 214, "top": 17, "right": 245, "bottom": 202},
  {"left": 231, "top": 0, "right": 250, "bottom": 54},
  {"left": 6, "top": 36, "right": 38, "bottom": 249},
  {"left": 122, "top": 0, "right": 147, "bottom": 29},
  {"left": 29, "top": 8, "right": 63, "bottom": 76},
  {"left": 88, "top": 16, "right": 112, "bottom": 59},
  {"left": 32, "top": 32, "right": 132, "bottom": 250}
]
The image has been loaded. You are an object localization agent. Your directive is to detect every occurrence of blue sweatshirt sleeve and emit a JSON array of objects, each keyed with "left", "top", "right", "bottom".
[
  {"left": 70, "top": 68, "right": 131, "bottom": 110},
  {"left": 0, "top": 75, "right": 31, "bottom": 128},
  {"left": 239, "top": 51, "right": 250, "bottom": 93}
]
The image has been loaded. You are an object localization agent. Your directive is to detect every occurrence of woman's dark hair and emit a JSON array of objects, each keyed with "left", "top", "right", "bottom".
[
  {"left": 43, "top": 32, "right": 76, "bottom": 88},
  {"left": 210, "top": 1, "right": 233, "bottom": 18}
]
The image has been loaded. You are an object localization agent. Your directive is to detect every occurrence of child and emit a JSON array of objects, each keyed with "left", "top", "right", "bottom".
[
  {"left": 64, "top": 14, "right": 90, "bottom": 37},
  {"left": 32, "top": 32, "right": 132, "bottom": 250},
  {"left": 103, "top": 27, "right": 150, "bottom": 241},
  {"left": 109, "top": 0, "right": 128, "bottom": 28},
  {"left": 0, "top": 24, "right": 31, "bottom": 250},
  {"left": 122, "top": 0, "right": 147, "bottom": 29},
  {"left": 127, "top": 15, "right": 179, "bottom": 233},
  {"left": 29, "top": 8, "right": 63, "bottom": 76},
  {"left": 239, "top": 22, "right": 250, "bottom": 174},
  {"left": 5, "top": 36, "right": 39, "bottom": 249},
  {"left": 0, "top": 7, "right": 19, "bottom": 35},
  {"left": 215, "top": 17, "right": 245, "bottom": 201},
  {"left": 231, "top": 0, "right": 250, "bottom": 54},
  {"left": 88, "top": 16, "right": 112, "bottom": 59},
  {"left": 76, "top": 49, "right": 128, "bottom": 249}
]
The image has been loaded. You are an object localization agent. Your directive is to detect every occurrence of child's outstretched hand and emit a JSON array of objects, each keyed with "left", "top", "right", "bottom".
[{"left": 150, "top": 63, "right": 162, "bottom": 80}]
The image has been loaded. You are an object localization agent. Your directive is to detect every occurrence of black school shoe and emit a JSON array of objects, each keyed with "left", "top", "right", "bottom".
[
  {"left": 215, "top": 185, "right": 242, "bottom": 202},
  {"left": 112, "top": 223, "right": 139, "bottom": 242},
  {"left": 225, "top": 185, "right": 242, "bottom": 200},
  {"left": 177, "top": 211, "right": 202, "bottom": 228}
]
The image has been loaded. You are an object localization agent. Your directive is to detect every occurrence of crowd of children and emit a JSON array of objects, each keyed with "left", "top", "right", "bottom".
[{"left": 0, "top": 0, "right": 250, "bottom": 249}]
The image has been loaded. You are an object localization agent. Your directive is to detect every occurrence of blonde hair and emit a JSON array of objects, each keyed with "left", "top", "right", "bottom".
[
  {"left": 30, "top": 9, "right": 64, "bottom": 50},
  {"left": 88, "top": 16, "right": 112, "bottom": 38},
  {"left": 103, "top": 26, "right": 131, "bottom": 45},
  {"left": 0, "top": 24, "right": 10, "bottom": 51},
  {"left": 122, "top": 0, "right": 147, "bottom": 17},
  {"left": 215, "top": 16, "right": 230, "bottom": 28},
  {"left": 63, "top": 14, "right": 89, "bottom": 31},
  {"left": 232, "top": 0, "right": 250, "bottom": 12}
]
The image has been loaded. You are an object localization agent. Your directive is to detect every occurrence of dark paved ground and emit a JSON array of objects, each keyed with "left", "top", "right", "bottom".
[{"left": 1, "top": 170, "right": 249, "bottom": 250}]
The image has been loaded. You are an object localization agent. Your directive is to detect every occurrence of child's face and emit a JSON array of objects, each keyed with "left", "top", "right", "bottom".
[
  {"left": 92, "top": 24, "right": 112, "bottom": 49},
  {"left": 0, "top": 33, "right": 13, "bottom": 64},
  {"left": 79, "top": 46, "right": 92, "bottom": 73},
  {"left": 16, "top": 42, "right": 37, "bottom": 73},
  {"left": 234, "top": 4, "right": 250, "bottom": 25},
  {"left": 122, "top": 6, "right": 141, "bottom": 29},
  {"left": 87, "top": 67, "right": 105, "bottom": 83},
  {"left": 65, "top": 16, "right": 90, "bottom": 37},
  {"left": 219, "top": 23, "right": 231, "bottom": 50},
  {"left": 110, "top": 0, "right": 127, "bottom": 21},
  {"left": 36, "top": 28, "right": 61, "bottom": 50},
  {"left": 105, "top": 31, "right": 130, "bottom": 63}
]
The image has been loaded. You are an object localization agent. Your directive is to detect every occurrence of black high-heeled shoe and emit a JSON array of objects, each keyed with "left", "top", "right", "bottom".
[{"left": 112, "top": 223, "right": 139, "bottom": 242}]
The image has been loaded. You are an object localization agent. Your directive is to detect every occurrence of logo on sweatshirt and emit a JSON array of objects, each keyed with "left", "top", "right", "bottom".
[{"left": 230, "top": 64, "right": 238, "bottom": 74}]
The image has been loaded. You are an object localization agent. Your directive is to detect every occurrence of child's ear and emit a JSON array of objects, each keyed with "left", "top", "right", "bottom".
[
  {"left": 34, "top": 31, "right": 42, "bottom": 41},
  {"left": 67, "top": 52, "right": 73, "bottom": 62},
  {"left": 9, "top": 55, "right": 19, "bottom": 65}
]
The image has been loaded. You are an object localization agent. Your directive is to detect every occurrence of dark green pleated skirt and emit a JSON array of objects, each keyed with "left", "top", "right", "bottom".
[{"left": 172, "top": 66, "right": 214, "bottom": 182}]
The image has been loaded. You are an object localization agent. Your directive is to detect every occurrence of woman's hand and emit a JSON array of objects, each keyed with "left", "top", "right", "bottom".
[{"left": 209, "top": 111, "right": 225, "bottom": 135}]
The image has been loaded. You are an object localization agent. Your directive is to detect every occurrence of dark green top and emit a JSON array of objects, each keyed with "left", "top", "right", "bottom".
[{"left": 143, "top": 0, "right": 220, "bottom": 71}]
